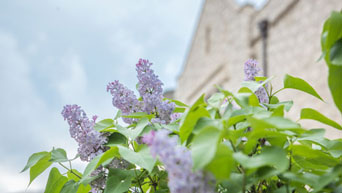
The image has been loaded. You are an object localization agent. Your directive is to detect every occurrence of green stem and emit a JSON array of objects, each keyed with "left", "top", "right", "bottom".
[
  {"left": 58, "top": 162, "right": 81, "bottom": 179},
  {"left": 271, "top": 88, "right": 285, "bottom": 97},
  {"left": 134, "top": 169, "right": 144, "bottom": 193}
]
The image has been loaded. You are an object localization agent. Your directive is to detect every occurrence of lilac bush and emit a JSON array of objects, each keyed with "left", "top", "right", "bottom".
[{"left": 22, "top": 43, "right": 342, "bottom": 193}]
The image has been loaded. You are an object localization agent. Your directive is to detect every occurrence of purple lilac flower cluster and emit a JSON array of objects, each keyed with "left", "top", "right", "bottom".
[
  {"left": 243, "top": 59, "right": 269, "bottom": 103},
  {"left": 61, "top": 105, "right": 108, "bottom": 162},
  {"left": 107, "top": 59, "right": 174, "bottom": 124},
  {"left": 106, "top": 80, "right": 143, "bottom": 124},
  {"left": 143, "top": 130, "right": 215, "bottom": 193}
]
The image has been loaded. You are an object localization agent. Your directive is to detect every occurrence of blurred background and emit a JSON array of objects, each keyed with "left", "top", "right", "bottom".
[{"left": 0, "top": 0, "right": 341, "bottom": 192}]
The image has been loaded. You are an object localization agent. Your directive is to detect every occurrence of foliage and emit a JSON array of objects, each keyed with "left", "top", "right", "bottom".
[{"left": 22, "top": 11, "right": 342, "bottom": 193}]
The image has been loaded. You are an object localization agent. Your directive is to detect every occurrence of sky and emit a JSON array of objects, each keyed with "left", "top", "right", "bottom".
[{"left": 0, "top": 0, "right": 265, "bottom": 192}]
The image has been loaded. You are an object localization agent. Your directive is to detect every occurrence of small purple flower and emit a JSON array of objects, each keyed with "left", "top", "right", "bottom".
[
  {"left": 62, "top": 105, "right": 108, "bottom": 162},
  {"left": 107, "top": 80, "right": 142, "bottom": 124},
  {"left": 243, "top": 59, "right": 269, "bottom": 104},
  {"left": 143, "top": 130, "right": 215, "bottom": 193},
  {"left": 244, "top": 59, "right": 260, "bottom": 81}
]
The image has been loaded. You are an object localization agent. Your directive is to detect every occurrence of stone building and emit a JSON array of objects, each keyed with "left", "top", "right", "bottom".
[{"left": 175, "top": 0, "right": 342, "bottom": 139}]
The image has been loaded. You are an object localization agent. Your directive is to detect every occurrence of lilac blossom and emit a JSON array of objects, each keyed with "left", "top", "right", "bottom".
[
  {"left": 90, "top": 167, "right": 106, "bottom": 193},
  {"left": 170, "top": 113, "right": 182, "bottom": 123},
  {"left": 243, "top": 59, "right": 269, "bottom": 103},
  {"left": 244, "top": 59, "right": 260, "bottom": 81},
  {"left": 61, "top": 105, "right": 108, "bottom": 162},
  {"left": 143, "top": 130, "right": 215, "bottom": 193},
  {"left": 136, "top": 59, "right": 175, "bottom": 123},
  {"left": 107, "top": 80, "right": 142, "bottom": 124}
]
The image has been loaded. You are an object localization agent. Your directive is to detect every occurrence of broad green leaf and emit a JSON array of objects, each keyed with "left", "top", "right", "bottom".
[
  {"left": 96, "top": 146, "right": 120, "bottom": 168},
  {"left": 179, "top": 94, "right": 210, "bottom": 143},
  {"left": 325, "top": 11, "right": 342, "bottom": 51},
  {"left": 21, "top": 151, "right": 49, "bottom": 173},
  {"left": 263, "top": 101, "right": 293, "bottom": 112},
  {"left": 205, "top": 143, "right": 234, "bottom": 180},
  {"left": 328, "top": 65, "right": 342, "bottom": 115},
  {"left": 60, "top": 180, "right": 79, "bottom": 193},
  {"left": 94, "top": 119, "right": 114, "bottom": 132},
  {"left": 50, "top": 148, "right": 68, "bottom": 163},
  {"left": 241, "top": 76, "right": 273, "bottom": 92},
  {"left": 118, "top": 145, "right": 156, "bottom": 172},
  {"left": 327, "top": 139, "right": 342, "bottom": 158},
  {"left": 116, "top": 118, "right": 149, "bottom": 140},
  {"left": 191, "top": 126, "right": 221, "bottom": 170},
  {"left": 122, "top": 112, "right": 154, "bottom": 119},
  {"left": 81, "top": 154, "right": 102, "bottom": 182},
  {"left": 29, "top": 152, "right": 53, "bottom": 185},
  {"left": 76, "top": 184, "right": 91, "bottom": 193},
  {"left": 44, "top": 168, "right": 68, "bottom": 193},
  {"left": 165, "top": 98, "right": 188, "bottom": 107},
  {"left": 207, "top": 93, "right": 225, "bottom": 109},
  {"left": 313, "top": 164, "right": 342, "bottom": 192},
  {"left": 67, "top": 169, "right": 82, "bottom": 181},
  {"left": 298, "top": 129, "right": 330, "bottom": 149},
  {"left": 282, "top": 172, "right": 319, "bottom": 188},
  {"left": 220, "top": 173, "right": 244, "bottom": 193},
  {"left": 238, "top": 87, "right": 260, "bottom": 107},
  {"left": 233, "top": 146, "right": 289, "bottom": 172},
  {"left": 283, "top": 74, "right": 323, "bottom": 101},
  {"left": 329, "top": 39, "right": 342, "bottom": 66},
  {"left": 104, "top": 168, "right": 135, "bottom": 193},
  {"left": 292, "top": 144, "right": 339, "bottom": 170},
  {"left": 192, "top": 117, "right": 219, "bottom": 134},
  {"left": 300, "top": 108, "right": 342, "bottom": 130},
  {"left": 247, "top": 116, "right": 301, "bottom": 131},
  {"left": 105, "top": 132, "right": 128, "bottom": 146}
]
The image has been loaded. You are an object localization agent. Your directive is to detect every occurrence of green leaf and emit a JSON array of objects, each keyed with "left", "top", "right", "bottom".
[
  {"left": 116, "top": 118, "right": 149, "bottom": 140},
  {"left": 105, "top": 132, "right": 128, "bottom": 146},
  {"left": 67, "top": 169, "right": 82, "bottom": 181},
  {"left": 165, "top": 98, "right": 188, "bottom": 107},
  {"left": 238, "top": 87, "right": 260, "bottom": 107},
  {"left": 29, "top": 152, "right": 53, "bottom": 185},
  {"left": 263, "top": 101, "right": 293, "bottom": 112},
  {"left": 205, "top": 143, "right": 234, "bottom": 180},
  {"left": 313, "top": 165, "right": 342, "bottom": 192},
  {"left": 21, "top": 151, "right": 49, "bottom": 173},
  {"left": 191, "top": 126, "right": 221, "bottom": 170},
  {"left": 300, "top": 108, "right": 342, "bottom": 130},
  {"left": 241, "top": 76, "right": 273, "bottom": 92},
  {"left": 328, "top": 65, "right": 342, "bottom": 115},
  {"left": 122, "top": 112, "right": 154, "bottom": 119},
  {"left": 207, "top": 93, "right": 225, "bottom": 109},
  {"left": 94, "top": 119, "right": 114, "bottom": 132},
  {"left": 233, "top": 146, "right": 289, "bottom": 172},
  {"left": 325, "top": 11, "right": 342, "bottom": 51},
  {"left": 118, "top": 145, "right": 156, "bottom": 172},
  {"left": 179, "top": 94, "right": 210, "bottom": 143},
  {"left": 44, "top": 168, "right": 68, "bottom": 193},
  {"left": 104, "top": 168, "right": 135, "bottom": 193},
  {"left": 247, "top": 116, "right": 301, "bottom": 131},
  {"left": 76, "top": 184, "right": 91, "bottom": 193},
  {"left": 292, "top": 144, "right": 339, "bottom": 170},
  {"left": 283, "top": 74, "right": 323, "bottom": 101},
  {"left": 60, "top": 180, "right": 79, "bottom": 193},
  {"left": 50, "top": 148, "right": 68, "bottom": 162},
  {"left": 329, "top": 39, "right": 342, "bottom": 66},
  {"left": 96, "top": 146, "right": 120, "bottom": 168},
  {"left": 81, "top": 154, "right": 102, "bottom": 183}
]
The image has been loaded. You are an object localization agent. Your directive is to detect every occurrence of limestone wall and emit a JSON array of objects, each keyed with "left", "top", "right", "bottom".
[{"left": 175, "top": 0, "right": 342, "bottom": 138}]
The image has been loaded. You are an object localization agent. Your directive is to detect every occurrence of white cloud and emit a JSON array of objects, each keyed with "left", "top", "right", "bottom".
[{"left": 56, "top": 53, "right": 87, "bottom": 103}]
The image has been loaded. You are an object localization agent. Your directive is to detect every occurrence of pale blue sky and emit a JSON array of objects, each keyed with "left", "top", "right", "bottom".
[{"left": 0, "top": 0, "right": 265, "bottom": 192}]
